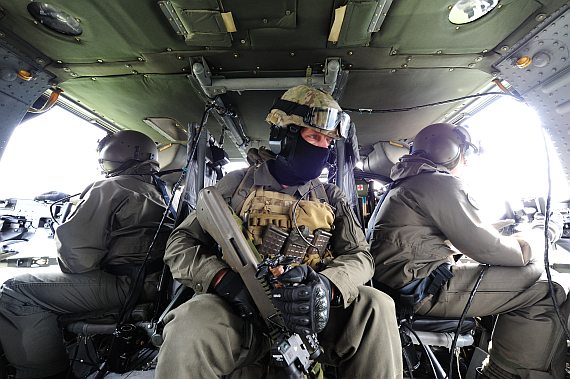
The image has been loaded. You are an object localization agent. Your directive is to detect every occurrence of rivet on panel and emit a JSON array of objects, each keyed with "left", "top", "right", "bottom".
[
  {"left": 348, "top": 51, "right": 353, "bottom": 55},
  {"left": 233, "top": 53, "right": 239, "bottom": 58},
  {"left": 91, "top": 77, "right": 96, "bottom": 80},
  {"left": 290, "top": 52, "right": 295, "bottom": 56}
]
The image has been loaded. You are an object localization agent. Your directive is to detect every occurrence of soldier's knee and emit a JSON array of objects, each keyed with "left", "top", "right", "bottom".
[
  {"left": 162, "top": 294, "right": 239, "bottom": 343},
  {"left": 357, "top": 286, "right": 397, "bottom": 316}
]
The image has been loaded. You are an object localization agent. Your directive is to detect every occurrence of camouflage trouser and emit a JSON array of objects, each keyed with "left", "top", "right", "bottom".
[
  {"left": 156, "top": 286, "right": 403, "bottom": 379},
  {"left": 416, "top": 261, "right": 570, "bottom": 379},
  {"left": 0, "top": 270, "right": 128, "bottom": 378}
]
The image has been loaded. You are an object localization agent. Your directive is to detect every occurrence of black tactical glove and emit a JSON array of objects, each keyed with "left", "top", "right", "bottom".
[
  {"left": 271, "top": 265, "right": 331, "bottom": 335},
  {"left": 214, "top": 270, "right": 259, "bottom": 323}
]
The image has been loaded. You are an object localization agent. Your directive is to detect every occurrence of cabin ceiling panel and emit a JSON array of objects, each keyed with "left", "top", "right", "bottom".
[
  {"left": 371, "top": 0, "right": 542, "bottom": 54},
  {"left": 341, "top": 68, "right": 494, "bottom": 151},
  {"left": 59, "top": 74, "right": 210, "bottom": 143}
]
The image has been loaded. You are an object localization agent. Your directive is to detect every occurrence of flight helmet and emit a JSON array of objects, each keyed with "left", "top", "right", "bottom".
[
  {"left": 266, "top": 85, "right": 350, "bottom": 155},
  {"left": 412, "top": 123, "right": 478, "bottom": 169},
  {"left": 97, "top": 130, "right": 158, "bottom": 175}
]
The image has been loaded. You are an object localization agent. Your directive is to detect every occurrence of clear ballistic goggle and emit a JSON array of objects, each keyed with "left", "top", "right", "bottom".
[
  {"left": 460, "top": 141, "right": 479, "bottom": 164},
  {"left": 272, "top": 99, "right": 351, "bottom": 139}
]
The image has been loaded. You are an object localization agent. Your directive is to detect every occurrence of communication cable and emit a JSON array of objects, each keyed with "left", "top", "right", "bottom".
[
  {"left": 539, "top": 127, "right": 570, "bottom": 341},
  {"left": 343, "top": 92, "right": 523, "bottom": 114},
  {"left": 447, "top": 264, "right": 489, "bottom": 379}
]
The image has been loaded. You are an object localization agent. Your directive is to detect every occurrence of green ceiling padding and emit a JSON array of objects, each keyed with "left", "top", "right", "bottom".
[
  {"left": 172, "top": 0, "right": 232, "bottom": 47},
  {"left": 0, "top": 0, "right": 195, "bottom": 63},
  {"left": 336, "top": 1, "right": 379, "bottom": 47},
  {"left": 340, "top": 68, "right": 493, "bottom": 149},
  {"left": 223, "top": 0, "right": 297, "bottom": 30},
  {"left": 59, "top": 73, "right": 205, "bottom": 141},
  {"left": 371, "top": 0, "right": 542, "bottom": 54}
]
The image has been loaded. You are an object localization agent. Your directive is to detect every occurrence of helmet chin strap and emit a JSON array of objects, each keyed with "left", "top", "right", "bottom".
[{"left": 100, "top": 158, "right": 140, "bottom": 177}]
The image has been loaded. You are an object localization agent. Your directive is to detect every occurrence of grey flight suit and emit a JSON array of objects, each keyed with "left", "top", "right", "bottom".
[
  {"left": 156, "top": 161, "right": 403, "bottom": 379},
  {"left": 0, "top": 160, "right": 174, "bottom": 378},
  {"left": 371, "top": 154, "right": 570, "bottom": 379}
]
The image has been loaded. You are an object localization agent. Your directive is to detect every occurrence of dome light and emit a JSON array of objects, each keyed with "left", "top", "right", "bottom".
[
  {"left": 449, "top": 0, "right": 500, "bottom": 25},
  {"left": 28, "top": 3, "right": 82, "bottom": 36}
]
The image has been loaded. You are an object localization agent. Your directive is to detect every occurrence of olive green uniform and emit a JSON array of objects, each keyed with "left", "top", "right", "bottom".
[
  {"left": 157, "top": 162, "right": 402, "bottom": 379},
  {"left": 0, "top": 161, "right": 173, "bottom": 378},
  {"left": 371, "top": 155, "right": 570, "bottom": 379}
]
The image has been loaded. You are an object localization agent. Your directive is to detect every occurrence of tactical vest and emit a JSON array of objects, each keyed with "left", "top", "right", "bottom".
[{"left": 230, "top": 165, "right": 335, "bottom": 270}]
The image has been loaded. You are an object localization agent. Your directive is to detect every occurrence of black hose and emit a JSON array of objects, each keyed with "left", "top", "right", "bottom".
[
  {"left": 401, "top": 322, "right": 447, "bottom": 379},
  {"left": 447, "top": 264, "right": 489, "bottom": 379},
  {"left": 343, "top": 92, "right": 523, "bottom": 114},
  {"left": 540, "top": 127, "right": 570, "bottom": 341}
]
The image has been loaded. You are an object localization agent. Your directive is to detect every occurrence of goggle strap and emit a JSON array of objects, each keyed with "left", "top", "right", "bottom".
[{"left": 272, "top": 99, "right": 311, "bottom": 118}]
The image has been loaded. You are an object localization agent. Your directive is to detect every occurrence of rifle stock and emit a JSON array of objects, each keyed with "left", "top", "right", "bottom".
[{"left": 196, "top": 186, "right": 283, "bottom": 329}]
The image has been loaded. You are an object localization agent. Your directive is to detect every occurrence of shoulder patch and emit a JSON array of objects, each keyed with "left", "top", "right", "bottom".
[{"left": 462, "top": 189, "right": 479, "bottom": 210}]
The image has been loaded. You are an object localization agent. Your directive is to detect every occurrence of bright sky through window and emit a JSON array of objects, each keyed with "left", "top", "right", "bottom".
[
  {"left": 461, "top": 97, "right": 570, "bottom": 220},
  {"left": 0, "top": 106, "right": 107, "bottom": 199}
]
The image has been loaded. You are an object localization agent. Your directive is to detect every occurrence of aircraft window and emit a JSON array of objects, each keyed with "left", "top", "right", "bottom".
[
  {"left": 0, "top": 106, "right": 106, "bottom": 282},
  {"left": 223, "top": 161, "right": 248, "bottom": 174},
  {"left": 461, "top": 97, "right": 570, "bottom": 220},
  {"left": 0, "top": 106, "right": 107, "bottom": 199}
]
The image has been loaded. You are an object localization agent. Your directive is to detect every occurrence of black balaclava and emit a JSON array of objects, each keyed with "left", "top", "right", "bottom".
[{"left": 269, "top": 131, "right": 330, "bottom": 186}]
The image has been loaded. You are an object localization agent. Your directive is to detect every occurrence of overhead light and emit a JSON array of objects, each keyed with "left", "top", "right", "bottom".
[
  {"left": 449, "top": 0, "right": 500, "bottom": 25},
  {"left": 27, "top": 2, "right": 82, "bottom": 36}
]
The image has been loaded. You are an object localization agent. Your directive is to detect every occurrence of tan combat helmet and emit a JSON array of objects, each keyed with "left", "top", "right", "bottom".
[{"left": 266, "top": 85, "right": 350, "bottom": 140}]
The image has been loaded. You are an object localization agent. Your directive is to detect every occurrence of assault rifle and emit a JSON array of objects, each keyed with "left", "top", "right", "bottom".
[{"left": 196, "top": 187, "right": 320, "bottom": 379}]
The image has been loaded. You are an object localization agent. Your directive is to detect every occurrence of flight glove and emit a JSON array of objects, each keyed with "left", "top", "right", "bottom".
[{"left": 271, "top": 264, "right": 331, "bottom": 335}]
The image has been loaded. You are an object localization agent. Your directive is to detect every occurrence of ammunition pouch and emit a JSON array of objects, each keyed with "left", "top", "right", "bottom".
[{"left": 258, "top": 224, "right": 332, "bottom": 270}]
